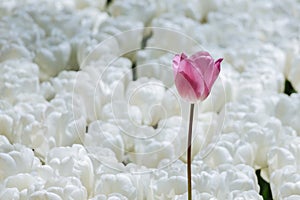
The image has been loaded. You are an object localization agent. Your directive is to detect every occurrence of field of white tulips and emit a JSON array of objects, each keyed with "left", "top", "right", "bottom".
[{"left": 0, "top": 0, "right": 300, "bottom": 199}]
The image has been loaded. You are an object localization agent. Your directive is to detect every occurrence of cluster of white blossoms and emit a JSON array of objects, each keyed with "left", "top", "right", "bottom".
[{"left": 0, "top": 0, "right": 299, "bottom": 199}]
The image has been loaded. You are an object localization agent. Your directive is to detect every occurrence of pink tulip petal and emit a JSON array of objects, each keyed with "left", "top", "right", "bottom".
[
  {"left": 173, "top": 55, "right": 180, "bottom": 68},
  {"left": 177, "top": 60, "right": 210, "bottom": 101},
  {"left": 189, "top": 51, "right": 211, "bottom": 74},
  {"left": 173, "top": 53, "right": 187, "bottom": 73},
  {"left": 172, "top": 51, "right": 223, "bottom": 102},
  {"left": 174, "top": 71, "right": 199, "bottom": 102},
  {"left": 189, "top": 51, "right": 210, "bottom": 59},
  {"left": 214, "top": 58, "right": 223, "bottom": 71},
  {"left": 197, "top": 58, "right": 214, "bottom": 84},
  {"left": 178, "top": 59, "right": 199, "bottom": 83},
  {"left": 207, "top": 58, "right": 223, "bottom": 88}
]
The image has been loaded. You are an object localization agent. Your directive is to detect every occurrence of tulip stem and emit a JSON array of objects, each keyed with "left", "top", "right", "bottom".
[{"left": 187, "top": 103, "right": 194, "bottom": 200}]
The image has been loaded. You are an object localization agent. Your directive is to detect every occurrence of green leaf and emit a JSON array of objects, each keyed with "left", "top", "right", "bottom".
[
  {"left": 284, "top": 79, "right": 297, "bottom": 95},
  {"left": 256, "top": 169, "right": 273, "bottom": 200}
]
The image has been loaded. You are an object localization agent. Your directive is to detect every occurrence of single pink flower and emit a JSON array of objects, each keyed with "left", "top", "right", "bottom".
[{"left": 173, "top": 51, "right": 223, "bottom": 102}]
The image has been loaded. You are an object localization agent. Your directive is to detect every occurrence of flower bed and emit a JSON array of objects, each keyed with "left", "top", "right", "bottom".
[{"left": 0, "top": 0, "right": 299, "bottom": 199}]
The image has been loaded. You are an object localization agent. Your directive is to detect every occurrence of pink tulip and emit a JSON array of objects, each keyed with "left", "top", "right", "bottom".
[{"left": 173, "top": 51, "right": 223, "bottom": 102}]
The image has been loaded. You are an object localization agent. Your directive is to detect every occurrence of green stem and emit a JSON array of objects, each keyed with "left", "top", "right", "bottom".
[{"left": 187, "top": 103, "right": 195, "bottom": 200}]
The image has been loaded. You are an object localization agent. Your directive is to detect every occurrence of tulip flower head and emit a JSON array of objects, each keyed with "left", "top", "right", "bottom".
[{"left": 173, "top": 51, "right": 223, "bottom": 102}]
